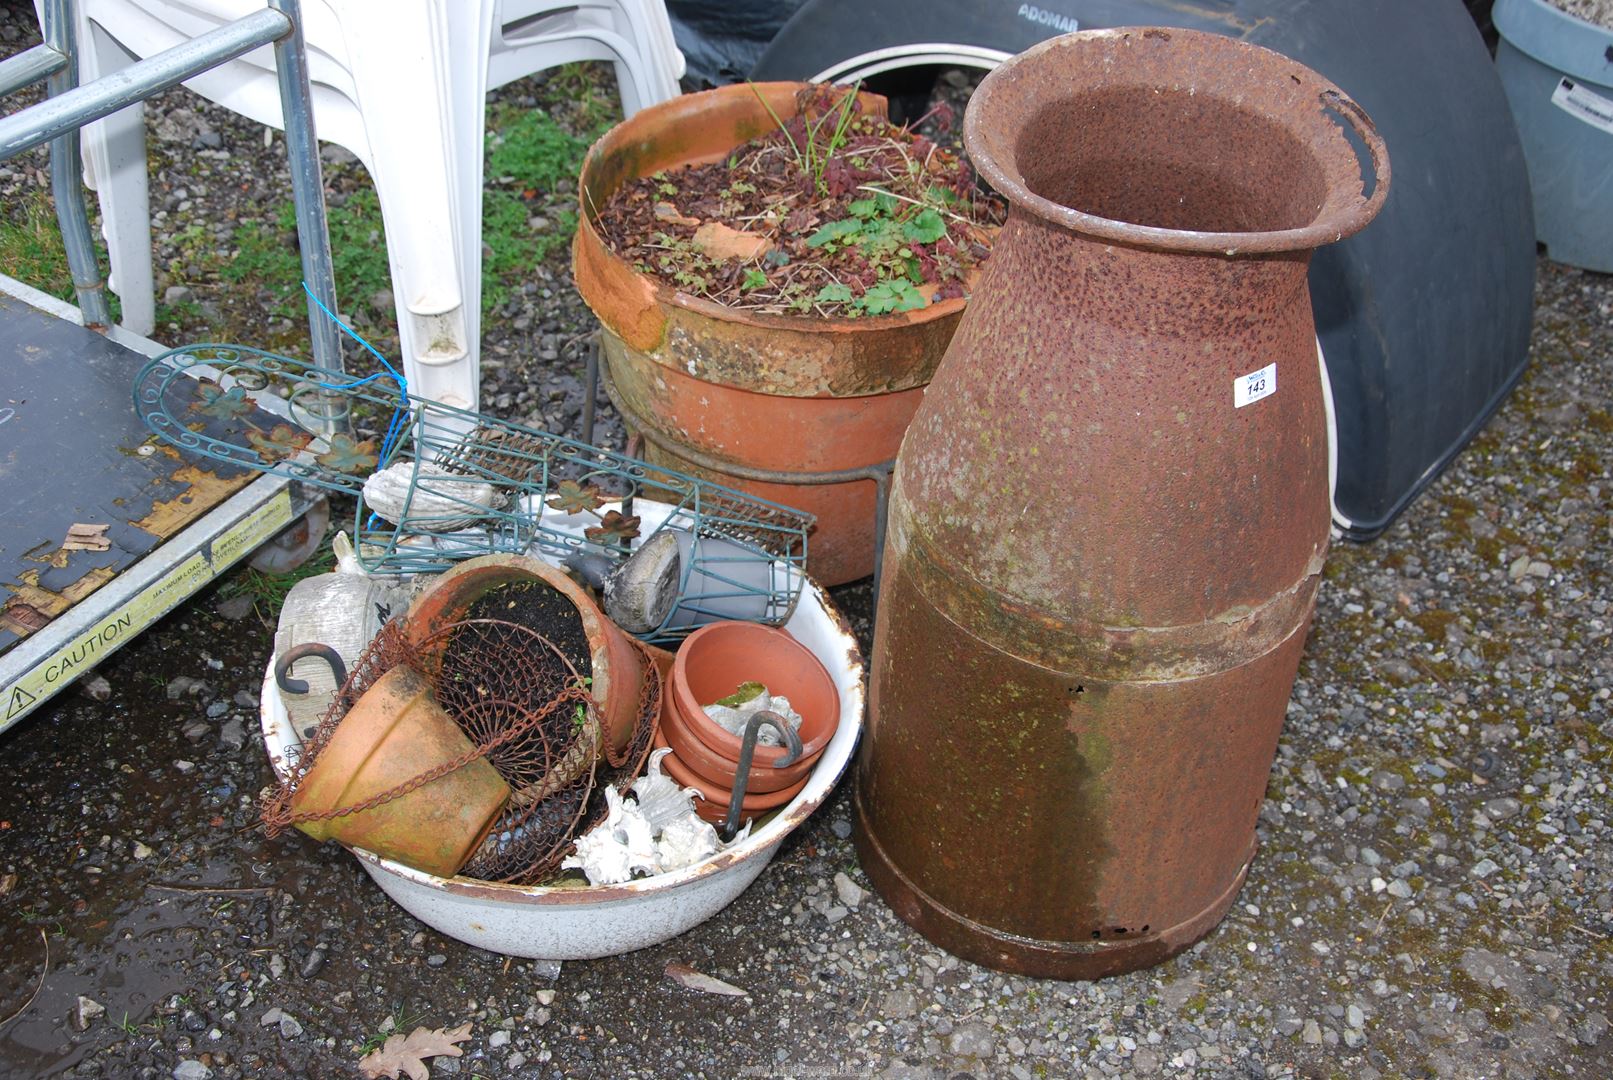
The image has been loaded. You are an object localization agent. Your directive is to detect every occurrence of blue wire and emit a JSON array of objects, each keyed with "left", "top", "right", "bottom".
[
  {"left": 300, "top": 281, "right": 405, "bottom": 387},
  {"left": 299, "top": 280, "right": 410, "bottom": 461}
]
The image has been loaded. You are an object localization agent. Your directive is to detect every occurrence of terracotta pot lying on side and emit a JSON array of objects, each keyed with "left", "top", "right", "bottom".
[{"left": 289, "top": 665, "right": 511, "bottom": 877}]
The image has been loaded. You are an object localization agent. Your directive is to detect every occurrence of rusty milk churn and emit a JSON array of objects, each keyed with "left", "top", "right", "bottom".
[{"left": 856, "top": 28, "right": 1390, "bottom": 979}]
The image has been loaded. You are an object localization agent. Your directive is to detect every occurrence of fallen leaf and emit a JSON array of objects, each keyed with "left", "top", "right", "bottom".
[
  {"left": 247, "top": 424, "right": 314, "bottom": 462},
  {"left": 315, "top": 432, "right": 379, "bottom": 474},
  {"left": 692, "top": 221, "right": 772, "bottom": 262},
  {"left": 187, "top": 380, "right": 256, "bottom": 422},
  {"left": 585, "top": 510, "right": 641, "bottom": 545},
  {"left": 0, "top": 872, "right": 17, "bottom": 897},
  {"left": 358, "top": 1022, "right": 472, "bottom": 1080},
  {"left": 62, "top": 523, "right": 111, "bottom": 552},
  {"left": 781, "top": 205, "right": 817, "bottom": 233},
  {"left": 665, "top": 962, "right": 748, "bottom": 997},
  {"left": 546, "top": 478, "right": 607, "bottom": 515},
  {"left": 653, "top": 201, "right": 700, "bottom": 226}
]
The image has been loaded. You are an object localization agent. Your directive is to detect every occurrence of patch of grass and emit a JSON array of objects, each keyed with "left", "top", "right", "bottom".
[
  {"left": 225, "top": 187, "right": 394, "bottom": 330},
  {"left": 163, "top": 222, "right": 219, "bottom": 279},
  {"left": 1450, "top": 969, "right": 1517, "bottom": 1030},
  {"left": 322, "top": 189, "right": 395, "bottom": 308},
  {"left": 480, "top": 105, "right": 602, "bottom": 312},
  {"left": 1407, "top": 608, "right": 1457, "bottom": 642},
  {"left": 487, "top": 108, "right": 596, "bottom": 197},
  {"left": 228, "top": 102, "right": 601, "bottom": 323},
  {"left": 0, "top": 189, "right": 122, "bottom": 320},
  {"left": 216, "top": 532, "right": 337, "bottom": 619},
  {"left": 154, "top": 297, "right": 205, "bottom": 329},
  {"left": 0, "top": 194, "right": 75, "bottom": 296},
  {"left": 357, "top": 1005, "right": 424, "bottom": 1055},
  {"left": 482, "top": 190, "right": 540, "bottom": 314},
  {"left": 120, "top": 68, "right": 617, "bottom": 342},
  {"left": 534, "top": 61, "right": 621, "bottom": 133}
]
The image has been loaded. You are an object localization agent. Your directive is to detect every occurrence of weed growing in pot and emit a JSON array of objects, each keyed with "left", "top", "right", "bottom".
[{"left": 595, "top": 85, "right": 1004, "bottom": 317}]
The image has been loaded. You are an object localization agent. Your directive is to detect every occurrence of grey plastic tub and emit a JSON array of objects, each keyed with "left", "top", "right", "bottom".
[{"left": 1495, "top": 0, "right": 1613, "bottom": 272}]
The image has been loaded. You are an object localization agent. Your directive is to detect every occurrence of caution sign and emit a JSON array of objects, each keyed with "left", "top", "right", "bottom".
[
  {"left": 0, "top": 490, "right": 294, "bottom": 734},
  {"left": 6, "top": 685, "right": 36, "bottom": 720}
]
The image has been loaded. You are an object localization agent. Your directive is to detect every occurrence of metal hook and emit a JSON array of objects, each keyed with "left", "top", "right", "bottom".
[
  {"left": 720, "top": 709, "right": 803, "bottom": 842},
  {"left": 273, "top": 642, "right": 347, "bottom": 696}
]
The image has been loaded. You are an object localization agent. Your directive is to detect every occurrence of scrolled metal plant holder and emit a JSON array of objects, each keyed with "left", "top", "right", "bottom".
[{"left": 134, "top": 344, "right": 814, "bottom": 643}]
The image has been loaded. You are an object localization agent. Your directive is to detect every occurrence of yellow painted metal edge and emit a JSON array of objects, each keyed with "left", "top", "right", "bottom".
[{"left": 1, "top": 487, "right": 294, "bottom": 732}]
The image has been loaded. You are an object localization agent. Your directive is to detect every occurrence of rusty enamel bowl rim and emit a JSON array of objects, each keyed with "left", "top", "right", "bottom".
[
  {"left": 963, "top": 28, "right": 1391, "bottom": 255},
  {"left": 259, "top": 568, "right": 864, "bottom": 922}
]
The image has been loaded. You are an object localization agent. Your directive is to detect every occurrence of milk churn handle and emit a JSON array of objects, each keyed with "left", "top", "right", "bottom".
[
  {"left": 1320, "top": 88, "right": 1391, "bottom": 224},
  {"left": 274, "top": 642, "right": 348, "bottom": 696},
  {"left": 720, "top": 709, "right": 804, "bottom": 842}
]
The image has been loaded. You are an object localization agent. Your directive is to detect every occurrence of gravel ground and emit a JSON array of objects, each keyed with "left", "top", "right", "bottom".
[
  {"left": 1546, "top": 1, "right": 1613, "bottom": 31},
  {"left": 2, "top": 6, "right": 1611, "bottom": 1079}
]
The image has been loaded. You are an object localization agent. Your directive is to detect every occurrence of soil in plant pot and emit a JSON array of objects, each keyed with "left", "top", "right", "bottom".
[
  {"left": 430, "top": 582, "right": 600, "bottom": 878},
  {"left": 434, "top": 580, "right": 666, "bottom": 885},
  {"left": 594, "top": 84, "right": 1006, "bottom": 318},
  {"left": 458, "top": 580, "right": 593, "bottom": 677}
]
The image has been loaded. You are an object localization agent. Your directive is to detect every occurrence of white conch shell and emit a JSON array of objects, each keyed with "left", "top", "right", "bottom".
[
  {"left": 361, "top": 460, "right": 501, "bottom": 530},
  {"left": 561, "top": 786, "right": 658, "bottom": 886},
  {"left": 657, "top": 815, "right": 721, "bottom": 872},
  {"left": 562, "top": 749, "right": 748, "bottom": 884},
  {"left": 561, "top": 828, "right": 635, "bottom": 886},
  {"left": 630, "top": 748, "right": 699, "bottom": 830}
]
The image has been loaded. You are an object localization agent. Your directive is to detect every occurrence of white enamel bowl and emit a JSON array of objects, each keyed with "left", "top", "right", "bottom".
[{"left": 260, "top": 575, "right": 863, "bottom": 959}]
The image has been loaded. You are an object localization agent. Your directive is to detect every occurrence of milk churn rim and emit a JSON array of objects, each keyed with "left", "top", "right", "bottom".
[{"left": 962, "top": 28, "right": 1392, "bottom": 256}]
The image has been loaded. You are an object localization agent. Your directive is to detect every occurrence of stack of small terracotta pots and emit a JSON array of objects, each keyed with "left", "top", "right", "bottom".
[{"left": 656, "top": 621, "right": 840, "bottom": 825}]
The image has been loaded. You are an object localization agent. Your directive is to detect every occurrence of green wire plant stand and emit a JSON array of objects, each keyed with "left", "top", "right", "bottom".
[{"left": 134, "top": 344, "right": 813, "bottom": 644}]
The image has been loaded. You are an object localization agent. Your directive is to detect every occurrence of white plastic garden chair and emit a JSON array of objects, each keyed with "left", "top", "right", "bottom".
[{"left": 58, "top": 0, "right": 684, "bottom": 410}]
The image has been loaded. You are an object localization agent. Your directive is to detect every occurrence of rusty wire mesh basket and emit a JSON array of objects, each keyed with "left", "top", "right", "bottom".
[
  {"left": 263, "top": 616, "right": 661, "bottom": 886},
  {"left": 453, "top": 622, "right": 661, "bottom": 885}
]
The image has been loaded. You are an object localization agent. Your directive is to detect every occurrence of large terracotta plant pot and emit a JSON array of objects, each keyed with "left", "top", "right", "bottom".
[
  {"left": 404, "top": 555, "right": 649, "bottom": 757},
  {"left": 859, "top": 28, "right": 1389, "bottom": 980},
  {"left": 574, "top": 82, "right": 977, "bottom": 586},
  {"left": 289, "top": 665, "right": 510, "bottom": 877}
]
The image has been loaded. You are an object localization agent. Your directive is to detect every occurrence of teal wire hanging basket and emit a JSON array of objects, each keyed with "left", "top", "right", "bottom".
[{"left": 133, "top": 344, "right": 813, "bottom": 643}]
